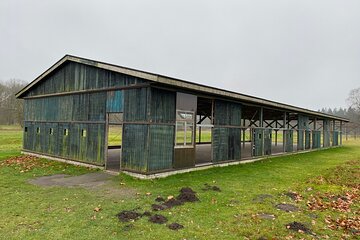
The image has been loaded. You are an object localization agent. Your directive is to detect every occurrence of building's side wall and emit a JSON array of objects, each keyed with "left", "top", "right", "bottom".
[
  {"left": 122, "top": 87, "right": 175, "bottom": 173},
  {"left": 23, "top": 92, "right": 106, "bottom": 165},
  {"left": 323, "top": 119, "right": 331, "bottom": 147},
  {"left": 212, "top": 100, "right": 242, "bottom": 162},
  {"left": 23, "top": 61, "right": 146, "bottom": 166}
]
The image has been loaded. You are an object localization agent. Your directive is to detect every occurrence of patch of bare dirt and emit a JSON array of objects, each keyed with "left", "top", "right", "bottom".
[
  {"left": 29, "top": 172, "right": 137, "bottom": 199},
  {"left": 167, "top": 222, "right": 184, "bottom": 230},
  {"left": 257, "top": 213, "right": 276, "bottom": 220},
  {"left": 285, "top": 221, "right": 312, "bottom": 234},
  {"left": 164, "top": 198, "right": 183, "bottom": 208},
  {"left": 149, "top": 214, "right": 168, "bottom": 224},
  {"left": 116, "top": 210, "right": 142, "bottom": 222},
  {"left": 176, "top": 187, "right": 199, "bottom": 203},
  {"left": 252, "top": 194, "right": 273, "bottom": 203},
  {"left": 142, "top": 211, "right": 152, "bottom": 217},
  {"left": 155, "top": 196, "right": 165, "bottom": 202},
  {"left": 151, "top": 204, "right": 167, "bottom": 211},
  {"left": 275, "top": 203, "right": 299, "bottom": 212}
]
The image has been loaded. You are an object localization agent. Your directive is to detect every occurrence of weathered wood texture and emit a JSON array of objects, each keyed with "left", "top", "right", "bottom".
[
  {"left": 252, "top": 128, "right": 264, "bottom": 157},
  {"left": 332, "top": 131, "right": 339, "bottom": 146},
  {"left": 24, "top": 122, "right": 105, "bottom": 164},
  {"left": 312, "top": 130, "right": 321, "bottom": 149},
  {"left": 23, "top": 61, "right": 142, "bottom": 166},
  {"left": 264, "top": 129, "right": 272, "bottom": 155},
  {"left": 122, "top": 87, "right": 176, "bottom": 172},
  {"left": 23, "top": 61, "right": 145, "bottom": 97},
  {"left": 213, "top": 100, "right": 242, "bottom": 161},
  {"left": 107, "top": 90, "right": 123, "bottom": 113},
  {"left": 25, "top": 92, "right": 106, "bottom": 122},
  {"left": 284, "top": 129, "right": 293, "bottom": 152},
  {"left": 323, "top": 119, "right": 331, "bottom": 147},
  {"left": 305, "top": 130, "right": 311, "bottom": 149},
  {"left": 297, "top": 130, "right": 305, "bottom": 150}
]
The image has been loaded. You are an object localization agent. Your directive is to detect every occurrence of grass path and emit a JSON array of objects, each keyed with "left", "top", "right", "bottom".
[{"left": 0, "top": 126, "right": 359, "bottom": 239}]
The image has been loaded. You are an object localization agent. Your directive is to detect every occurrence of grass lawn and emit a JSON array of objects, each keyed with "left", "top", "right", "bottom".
[{"left": 0, "top": 126, "right": 359, "bottom": 239}]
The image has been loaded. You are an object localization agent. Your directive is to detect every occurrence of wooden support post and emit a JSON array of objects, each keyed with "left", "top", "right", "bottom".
[
  {"left": 242, "top": 118, "right": 246, "bottom": 148},
  {"left": 275, "top": 121, "right": 278, "bottom": 146},
  {"left": 199, "top": 126, "right": 201, "bottom": 143},
  {"left": 259, "top": 107, "right": 264, "bottom": 128}
]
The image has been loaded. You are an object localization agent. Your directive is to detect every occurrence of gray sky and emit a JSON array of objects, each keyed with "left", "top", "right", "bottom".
[{"left": 1, "top": 0, "right": 360, "bottom": 111}]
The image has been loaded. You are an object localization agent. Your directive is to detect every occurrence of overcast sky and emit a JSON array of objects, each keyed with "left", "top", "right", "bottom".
[{"left": 1, "top": 0, "right": 359, "bottom": 111}]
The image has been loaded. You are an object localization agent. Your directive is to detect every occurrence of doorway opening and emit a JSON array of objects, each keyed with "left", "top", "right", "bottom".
[
  {"left": 106, "top": 113, "right": 123, "bottom": 171},
  {"left": 195, "top": 97, "right": 213, "bottom": 165}
]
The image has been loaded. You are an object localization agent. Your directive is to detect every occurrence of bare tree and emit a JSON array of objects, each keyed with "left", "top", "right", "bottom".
[
  {"left": 0, "top": 79, "right": 27, "bottom": 126},
  {"left": 347, "top": 87, "right": 360, "bottom": 112}
]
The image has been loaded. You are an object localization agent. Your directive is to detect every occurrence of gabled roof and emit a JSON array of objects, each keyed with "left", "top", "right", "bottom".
[{"left": 16, "top": 54, "right": 348, "bottom": 122}]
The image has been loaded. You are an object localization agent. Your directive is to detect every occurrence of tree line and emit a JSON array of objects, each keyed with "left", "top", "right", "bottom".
[
  {"left": 319, "top": 87, "right": 360, "bottom": 137},
  {"left": 0, "top": 78, "right": 360, "bottom": 132},
  {"left": 0, "top": 79, "right": 27, "bottom": 126}
]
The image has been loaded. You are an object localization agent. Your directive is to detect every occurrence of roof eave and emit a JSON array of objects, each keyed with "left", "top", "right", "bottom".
[{"left": 15, "top": 54, "right": 350, "bottom": 122}]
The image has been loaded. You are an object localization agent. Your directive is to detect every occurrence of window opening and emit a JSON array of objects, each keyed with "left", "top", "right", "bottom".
[{"left": 175, "top": 110, "right": 194, "bottom": 147}]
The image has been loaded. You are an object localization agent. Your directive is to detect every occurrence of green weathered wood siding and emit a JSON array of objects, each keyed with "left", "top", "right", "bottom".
[
  {"left": 123, "top": 88, "right": 150, "bottom": 122},
  {"left": 297, "top": 130, "right": 305, "bottom": 150},
  {"left": 212, "top": 100, "right": 241, "bottom": 161},
  {"left": 122, "top": 124, "right": 148, "bottom": 172},
  {"left": 332, "top": 131, "right": 339, "bottom": 146},
  {"left": 106, "top": 90, "right": 123, "bottom": 113},
  {"left": 149, "top": 88, "right": 176, "bottom": 123},
  {"left": 213, "top": 128, "right": 241, "bottom": 162},
  {"left": 264, "top": 129, "right": 272, "bottom": 155},
  {"left": 214, "top": 100, "right": 241, "bottom": 125},
  {"left": 323, "top": 119, "right": 330, "bottom": 147},
  {"left": 312, "top": 130, "right": 321, "bottom": 149},
  {"left": 284, "top": 129, "right": 293, "bottom": 152},
  {"left": 252, "top": 128, "right": 264, "bottom": 157},
  {"left": 148, "top": 125, "right": 174, "bottom": 171},
  {"left": 121, "top": 87, "right": 176, "bottom": 172},
  {"left": 297, "top": 115, "right": 309, "bottom": 151},
  {"left": 298, "top": 115, "right": 309, "bottom": 130},
  {"left": 147, "top": 88, "right": 175, "bottom": 171},
  {"left": 22, "top": 61, "right": 145, "bottom": 166},
  {"left": 24, "top": 92, "right": 106, "bottom": 122},
  {"left": 24, "top": 61, "right": 145, "bottom": 97},
  {"left": 305, "top": 130, "right": 311, "bottom": 149}
]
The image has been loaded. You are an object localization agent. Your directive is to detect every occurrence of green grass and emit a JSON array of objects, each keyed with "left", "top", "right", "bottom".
[
  {"left": 0, "top": 126, "right": 359, "bottom": 239},
  {"left": 0, "top": 125, "right": 23, "bottom": 159},
  {"left": 107, "top": 125, "right": 122, "bottom": 146}
]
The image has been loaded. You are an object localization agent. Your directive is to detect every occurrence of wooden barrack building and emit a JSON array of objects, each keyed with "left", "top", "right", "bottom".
[{"left": 16, "top": 55, "right": 348, "bottom": 177}]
